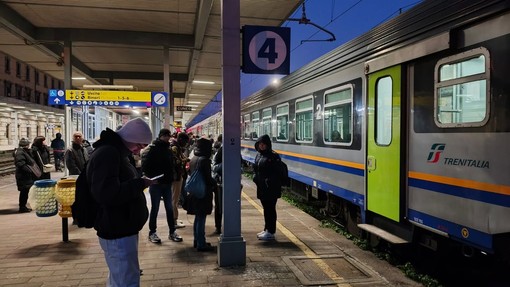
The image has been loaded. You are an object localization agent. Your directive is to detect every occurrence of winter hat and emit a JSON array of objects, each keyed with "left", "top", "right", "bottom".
[
  {"left": 116, "top": 118, "right": 153, "bottom": 145},
  {"left": 19, "top": 138, "right": 30, "bottom": 147},
  {"left": 158, "top": 128, "right": 171, "bottom": 138}
]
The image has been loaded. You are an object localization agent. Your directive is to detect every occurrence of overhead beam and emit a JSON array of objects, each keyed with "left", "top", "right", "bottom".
[
  {"left": 92, "top": 71, "right": 188, "bottom": 81},
  {"left": 36, "top": 28, "right": 195, "bottom": 49}
]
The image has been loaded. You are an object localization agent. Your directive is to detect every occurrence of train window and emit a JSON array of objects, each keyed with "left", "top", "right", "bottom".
[
  {"left": 435, "top": 48, "right": 490, "bottom": 127},
  {"left": 276, "top": 104, "right": 289, "bottom": 142},
  {"left": 243, "top": 114, "right": 251, "bottom": 139},
  {"left": 376, "top": 76, "right": 393, "bottom": 145},
  {"left": 295, "top": 96, "right": 313, "bottom": 143},
  {"left": 252, "top": 111, "right": 260, "bottom": 139},
  {"left": 262, "top": 108, "right": 272, "bottom": 138},
  {"left": 323, "top": 85, "right": 353, "bottom": 145}
]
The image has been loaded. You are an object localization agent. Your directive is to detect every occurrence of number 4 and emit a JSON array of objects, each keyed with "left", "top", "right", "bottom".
[{"left": 258, "top": 38, "right": 277, "bottom": 64}]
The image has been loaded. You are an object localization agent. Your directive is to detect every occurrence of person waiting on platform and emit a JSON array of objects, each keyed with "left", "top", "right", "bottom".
[
  {"left": 253, "top": 134, "right": 283, "bottom": 241},
  {"left": 186, "top": 138, "right": 215, "bottom": 251},
  {"left": 31, "top": 136, "right": 51, "bottom": 179},
  {"left": 50, "top": 133, "right": 65, "bottom": 171},
  {"left": 14, "top": 138, "right": 36, "bottom": 213},
  {"left": 64, "top": 131, "right": 88, "bottom": 175},
  {"left": 142, "top": 128, "right": 183, "bottom": 244}
]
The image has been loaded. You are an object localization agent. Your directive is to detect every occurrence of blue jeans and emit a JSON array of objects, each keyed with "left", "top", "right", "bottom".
[
  {"left": 193, "top": 214, "right": 207, "bottom": 248},
  {"left": 99, "top": 234, "right": 140, "bottom": 287},
  {"left": 149, "top": 184, "right": 175, "bottom": 235}
]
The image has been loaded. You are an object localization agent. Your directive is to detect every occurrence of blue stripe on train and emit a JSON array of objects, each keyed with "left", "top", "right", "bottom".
[
  {"left": 409, "top": 178, "right": 510, "bottom": 208},
  {"left": 408, "top": 209, "right": 493, "bottom": 253}
]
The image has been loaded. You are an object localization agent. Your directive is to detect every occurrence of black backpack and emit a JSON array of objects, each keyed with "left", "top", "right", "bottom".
[
  {"left": 71, "top": 164, "right": 98, "bottom": 228},
  {"left": 273, "top": 151, "right": 290, "bottom": 187}
]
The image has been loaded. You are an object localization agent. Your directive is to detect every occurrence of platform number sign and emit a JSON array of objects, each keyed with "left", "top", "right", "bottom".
[{"left": 242, "top": 25, "right": 290, "bottom": 75}]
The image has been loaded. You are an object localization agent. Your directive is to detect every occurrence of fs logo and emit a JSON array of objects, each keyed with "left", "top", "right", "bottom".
[{"left": 427, "top": 143, "right": 445, "bottom": 163}]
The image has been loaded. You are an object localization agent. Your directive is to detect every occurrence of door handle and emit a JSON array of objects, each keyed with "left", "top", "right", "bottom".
[{"left": 367, "top": 155, "right": 376, "bottom": 172}]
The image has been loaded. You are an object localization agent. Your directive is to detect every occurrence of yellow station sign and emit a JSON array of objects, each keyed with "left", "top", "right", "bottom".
[{"left": 65, "top": 90, "right": 152, "bottom": 102}]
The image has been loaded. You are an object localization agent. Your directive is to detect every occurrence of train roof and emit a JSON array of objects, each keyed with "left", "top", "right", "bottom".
[{"left": 241, "top": 0, "right": 510, "bottom": 109}]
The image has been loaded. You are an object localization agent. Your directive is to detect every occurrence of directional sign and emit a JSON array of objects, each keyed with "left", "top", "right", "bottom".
[
  {"left": 66, "top": 90, "right": 154, "bottom": 102},
  {"left": 48, "top": 89, "right": 66, "bottom": 105},
  {"left": 242, "top": 25, "right": 290, "bottom": 75},
  {"left": 176, "top": 106, "right": 192, "bottom": 111}
]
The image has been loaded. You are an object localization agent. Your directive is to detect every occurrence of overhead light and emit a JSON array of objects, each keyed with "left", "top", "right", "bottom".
[
  {"left": 188, "top": 101, "right": 201, "bottom": 104},
  {"left": 83, "top": 84, "right": 134, "bottom": 90},
  {"left": 272, "top": 78, "right": 281, "bottom": 85},
  {"left": 187, "top": 104, "right": 199, "bottom": 108},
  {"left": 132, "top": 110, "right": 140, "bottom": 115},
  {"left": 192, "top": 80, "right": 215, "bottom": 85},
  {"left": 72, "top": 77, "right": 86, "bottom": 80}
]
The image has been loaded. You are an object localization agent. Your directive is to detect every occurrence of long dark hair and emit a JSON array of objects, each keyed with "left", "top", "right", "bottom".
[{"left": 32, "top": 136, "right": 46, "bottom": 149}]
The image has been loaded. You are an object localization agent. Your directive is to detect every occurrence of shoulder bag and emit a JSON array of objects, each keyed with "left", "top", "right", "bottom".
[{"left": 36, "top": 151, "right": 53, "bottom": 173}]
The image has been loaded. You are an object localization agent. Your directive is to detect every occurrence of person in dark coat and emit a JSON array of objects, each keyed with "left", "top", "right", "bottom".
[
  {"left": 64, "top": 131, "right": 88, "bottom": 175},
  {"left": 50, "top": 133, "right": 65, "bottom": 171},
  {"left": 87, "top": 118, "right": 155, "bottom": 287},
  {"left": 14, "top": 138, "right": 36, "bottom": 213},
  {"left": 253, "top": 134, "right": 283, "bottom": 241},
  {"left": 211, "top": 134, "right": 223, "bottom": 234},
  {"left": 187, "top": 137, "right": 215, "bottom": 251},
  {"left": 142, "top": 128, "right": 183, "bottom": 244},
  {"left": 31, "top": 136, "right": 51, "bottom": 179}
]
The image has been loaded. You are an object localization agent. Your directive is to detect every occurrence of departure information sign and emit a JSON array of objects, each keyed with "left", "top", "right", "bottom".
[{"left": 48, "top": 89, "right": 168, "bottom": 107}]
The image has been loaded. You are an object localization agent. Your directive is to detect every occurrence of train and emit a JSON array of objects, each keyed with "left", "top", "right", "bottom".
[{"left": 188, "top": 0, "right": 510, "bottom": 258}]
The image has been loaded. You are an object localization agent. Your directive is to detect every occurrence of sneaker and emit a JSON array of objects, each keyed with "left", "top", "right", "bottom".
[
  {"left": 175, "top": 221, "right": 185, "bottom": 229},
  {"left": 148, "top": 233, "right": 161, "bottom": 243},
  {"left": 257, "top": 230, "right": 267, "bottom": 237},
  {"left": 169, "top": 232, "right": 183, "bottom": 242},
  {"left": 258, "top": 232, "right": 275, "bottom": 241}
]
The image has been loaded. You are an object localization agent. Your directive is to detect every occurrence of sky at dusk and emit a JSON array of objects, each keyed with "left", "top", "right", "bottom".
[{"left": 188, "top": 0, "right": 422, "bottom": 127}]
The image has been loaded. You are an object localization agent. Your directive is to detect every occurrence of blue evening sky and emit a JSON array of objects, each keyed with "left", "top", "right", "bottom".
[{"left": 188, "top": 0, "right": 422, "bottom": 127}]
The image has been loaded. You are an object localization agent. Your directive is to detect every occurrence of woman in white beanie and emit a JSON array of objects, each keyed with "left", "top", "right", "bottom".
[{"left": 87, "top": 118, "right": 156, "bottom": 287}]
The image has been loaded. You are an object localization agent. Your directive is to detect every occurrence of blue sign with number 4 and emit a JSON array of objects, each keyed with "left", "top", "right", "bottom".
[{"left": 242, "top": 25, "right": 290, "bottom": 75}]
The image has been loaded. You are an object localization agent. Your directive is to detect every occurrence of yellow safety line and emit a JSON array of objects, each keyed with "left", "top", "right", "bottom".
[{"left": 242, "top": 191, "right": 350, "bottom": 285}]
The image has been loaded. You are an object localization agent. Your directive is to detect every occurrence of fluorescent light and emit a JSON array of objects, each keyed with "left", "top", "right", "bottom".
[
  {"left": 188, "top": 101, "right": 201, "bottom": 104},
  {"left": 72, "top": 77, "right": 86, "bottom": 80},
  {"left": 83, "top": 85, "right": 134, "bottom": 90},
  {"left": 132, "top": 110, "right": 140, "bottom": 115},
  {"left": 192, "top": 80, "right": 215, "bottom": 85},
  {"left": 187, "top": 104, "right": 199, "bottom": 108}
]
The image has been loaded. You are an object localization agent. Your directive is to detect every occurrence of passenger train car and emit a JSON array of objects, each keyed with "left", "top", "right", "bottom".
[{"left": 189, "top": 0, "right": 510, "bottom": 258}]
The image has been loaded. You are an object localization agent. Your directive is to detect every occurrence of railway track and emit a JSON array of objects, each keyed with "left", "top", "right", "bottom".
[{"left": 0, "top": 149, "right": 55, "bottom": 176}]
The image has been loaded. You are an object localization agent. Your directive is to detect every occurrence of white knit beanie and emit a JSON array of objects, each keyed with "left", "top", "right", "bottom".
[{"left": 116, "top": 118, "right": 153, "bottom": 145}]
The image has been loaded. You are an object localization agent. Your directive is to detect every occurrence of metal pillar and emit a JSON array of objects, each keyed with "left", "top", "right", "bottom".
[{"left": 218, "top": 0, "right": 245, "bottom": 267}]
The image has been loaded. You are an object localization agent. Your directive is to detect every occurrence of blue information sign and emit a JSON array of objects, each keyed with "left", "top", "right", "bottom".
[{"left": 48, "top": 89, "right": 66, "bottom": 106}]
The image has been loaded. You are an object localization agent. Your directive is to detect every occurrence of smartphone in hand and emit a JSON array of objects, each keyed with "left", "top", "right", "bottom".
[{"left": 149, "top": 174, "right": 164, "bottom": 180}]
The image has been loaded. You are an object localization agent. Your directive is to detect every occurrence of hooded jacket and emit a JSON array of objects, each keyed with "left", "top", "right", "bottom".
[
  {"left": 88, "top": 128, "right": 149, "bottom": 239},
  {"left": 186, "top": 138, "right": 215, "bottom": 215},
  {"left": 253, "top": 134, "right": 282, "bottom": 200}
]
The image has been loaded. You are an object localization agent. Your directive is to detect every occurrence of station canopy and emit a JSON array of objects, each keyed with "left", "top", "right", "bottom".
[{"left": 0, "top": 0, "right": 302, "bottom": 123}]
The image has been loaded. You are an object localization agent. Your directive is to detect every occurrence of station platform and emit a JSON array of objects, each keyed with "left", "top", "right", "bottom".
[{"left": 0, "top": 171, "right": 421, "bottom": 286}]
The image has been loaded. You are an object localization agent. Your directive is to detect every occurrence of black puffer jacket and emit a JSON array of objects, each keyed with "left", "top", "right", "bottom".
[
  {"left": 141, "top": 138, "right": 174, "bottom": 184},
  {"left": 14, "top": 147, "right": 37, "bottom": 189},
  {"left": 88, "top": 128, "right": 149, "bottom": 239},
  {"left": 253, "top": 134, "right": 282, "bottom": 200},
  {"left": 186, "top": 138, "right": 215, "bottom": 216}
]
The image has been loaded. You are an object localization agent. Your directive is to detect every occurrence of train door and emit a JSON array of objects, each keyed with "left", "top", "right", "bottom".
[{"left": 367, "top": 65, "right": 401, "bottom": 222}]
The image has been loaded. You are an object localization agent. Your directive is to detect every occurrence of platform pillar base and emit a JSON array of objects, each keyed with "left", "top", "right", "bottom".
[{"left": 217, "top": 236, "right": 246, "bottom": 267}]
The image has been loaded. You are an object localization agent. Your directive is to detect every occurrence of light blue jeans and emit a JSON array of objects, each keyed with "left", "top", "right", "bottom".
[{"left": 99, "top": 234, "right": 140, "bottom": 287}]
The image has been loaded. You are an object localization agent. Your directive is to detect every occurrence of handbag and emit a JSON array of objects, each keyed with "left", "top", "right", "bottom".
[
  {"left": 27, "top": 162, "right": 42, "bottom": 178},
  {"left": 184, "top": 167, "right": 206, "bottom": 199},
  {"left": 36, "top": 151, "right": 53, "bottom": 173}
]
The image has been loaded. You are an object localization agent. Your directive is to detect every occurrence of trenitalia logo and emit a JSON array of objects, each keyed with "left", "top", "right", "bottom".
[
  {"left": 427, "top": 143, "right": 445, "bottom": 163},
  {"left": 427, "top": 143, "right": 490, "bottom": 169}
]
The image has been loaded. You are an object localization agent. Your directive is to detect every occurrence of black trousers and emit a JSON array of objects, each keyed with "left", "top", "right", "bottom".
[
  {"left": 18, "top": 186, "right": 30, "bottom": 208},
  {"left": 260, "top": 198, "right": 278, "bottom": 234}
]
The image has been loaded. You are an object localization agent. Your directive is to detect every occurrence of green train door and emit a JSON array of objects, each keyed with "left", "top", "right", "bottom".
[{"left": 367, "top": 65, "right": 401, "bottom": 222}]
